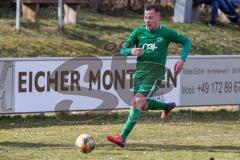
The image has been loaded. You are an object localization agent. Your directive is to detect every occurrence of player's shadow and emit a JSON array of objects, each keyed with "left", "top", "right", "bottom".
[
  {"left": 98, "top": 143, "right": 240, "bottom": 153},
  {"left": 0, "top": 141, "right": 72, "bottom": 149}
]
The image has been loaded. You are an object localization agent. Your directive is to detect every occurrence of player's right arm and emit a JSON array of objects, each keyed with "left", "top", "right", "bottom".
[{"left": 120, "top": 29, "right": 143, "bottom": 57}]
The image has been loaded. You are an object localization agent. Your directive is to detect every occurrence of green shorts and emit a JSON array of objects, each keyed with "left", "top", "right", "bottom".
[{"left": 134, "top": 73, "right": 163, "bottom": 97}]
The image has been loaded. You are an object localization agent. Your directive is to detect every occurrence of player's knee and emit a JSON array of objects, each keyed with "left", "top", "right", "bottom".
[{"left": 131, "top": 94, "right": 147, "bottom": 110}]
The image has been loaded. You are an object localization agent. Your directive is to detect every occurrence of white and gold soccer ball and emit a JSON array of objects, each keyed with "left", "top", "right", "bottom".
[{"left": 75, "top": 134, "right": 95, "bottom": 153}]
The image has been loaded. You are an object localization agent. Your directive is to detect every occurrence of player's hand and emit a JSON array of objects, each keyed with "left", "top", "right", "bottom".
[
  {"left": 174, "top": 59, "right": 185, "bottom": 76},
  {"left": 131, "top": 48, "right": 144, "bottom": 57}
]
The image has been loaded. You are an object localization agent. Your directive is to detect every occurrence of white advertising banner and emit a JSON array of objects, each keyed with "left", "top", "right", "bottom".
[
  {"left": 0, "top": 55, "right": 239, "bottom": 114},
  {"left": 180, "top": 56, "right": 240, "bottom": 106},
  {"left": 14, "top": 57, "right": 179, "bottom": 113}
]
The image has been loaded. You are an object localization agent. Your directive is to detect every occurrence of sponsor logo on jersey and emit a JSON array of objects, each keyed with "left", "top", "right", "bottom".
[{"left": 142, "top": 43, "right": 157, "bottom": 51}]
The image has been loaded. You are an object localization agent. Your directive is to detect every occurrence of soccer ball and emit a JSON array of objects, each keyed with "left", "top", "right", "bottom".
[{"left": 75, "top": 134, "right": 95, "bottom": 153}]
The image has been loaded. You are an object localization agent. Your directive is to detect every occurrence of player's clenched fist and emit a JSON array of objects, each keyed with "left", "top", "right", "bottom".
[
  {"left": 174, "top": 59, "right": 185, "bottom": 76},
  {"left": 131, "top": 48, "right": 144, "bottom": 56}
]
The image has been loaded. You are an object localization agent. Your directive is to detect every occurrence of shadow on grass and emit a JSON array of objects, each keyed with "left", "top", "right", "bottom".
[
  {"left": 76, "top": 22, "right": 133, "bottom": 33},
  {"left": 99, "top": 143, "right": 240, "bottom": 153},
  {"left": 64, "top": 27, "right": 110, "bottom": 53},
  {"left": 0, "top": 141, "right": 72, "bottom": 148},
  {"left": 64, "top": 22, "right": 133, "bottom": 54},
  {"left": 0, "top": 109, "right": 239, "bottom": 130}
]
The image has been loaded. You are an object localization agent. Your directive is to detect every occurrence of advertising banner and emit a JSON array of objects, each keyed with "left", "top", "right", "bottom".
[{"left": 0, "top": 55, "right": 239, "bottom": 114}]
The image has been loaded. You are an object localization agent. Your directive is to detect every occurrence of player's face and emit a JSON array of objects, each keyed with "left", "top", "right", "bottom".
[{"left": 144, "top": 10, "right": 160, "bottom": 31}]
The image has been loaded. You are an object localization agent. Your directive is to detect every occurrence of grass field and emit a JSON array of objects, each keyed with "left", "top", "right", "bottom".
[
  {"left": 0, "top": 9, "right": 240, "bottom": 57},
  {"left": 0, "top": 108, "right": 239, "bottom": 160}
]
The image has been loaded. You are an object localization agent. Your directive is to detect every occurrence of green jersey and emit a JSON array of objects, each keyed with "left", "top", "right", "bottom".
[{"left": 121, "top": 25, "right": 192, "bottom": 76}]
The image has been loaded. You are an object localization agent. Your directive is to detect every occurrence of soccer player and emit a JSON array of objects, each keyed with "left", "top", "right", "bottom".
[{"left": 107, "top": 4, "right": 192, "bottom": 148}]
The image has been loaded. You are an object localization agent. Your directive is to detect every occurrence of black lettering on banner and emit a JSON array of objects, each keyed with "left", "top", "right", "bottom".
[
  {"left": 60, "top": 71, "right": 69, "bottom": 91},
  {"left": 114, "top": 70, "right": 125, "bottom": 90},
  {"left": 51, "top": 57, "right": 119, "bottom": 117},
  {"left": 29, "top": 72, "right": 33, "bottom": 92},
  {"left": 102, "top": 70, "right": 113, "bottom": 90},
  {"left": 127, "top": 69, "right": 134, "bottom": 89},
  {"left": 89, "top": 70, "right": 101, "bottom": 90},
  {"left": 35, "top": 71, "right": 45, "bottom": 92},
  {"left": 18, "top": 72, "right": 27, "bottom": 92},
  {"left": 47, "top": 71, "right": 58, "bottom": 92},
  {"left": 71, "top": 71, "right": 81, "bottom": 91}
]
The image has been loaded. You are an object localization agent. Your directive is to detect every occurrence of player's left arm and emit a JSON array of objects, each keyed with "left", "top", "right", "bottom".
[{"left": 168, "top": 29, "right": 192, "bottom": 76}]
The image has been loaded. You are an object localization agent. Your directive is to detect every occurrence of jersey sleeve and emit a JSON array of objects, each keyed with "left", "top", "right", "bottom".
[
  {"left": 120, "top": 28, "right": 139, "bottom": 56},
  {"left": 168, "top": 28, "right": 192, "bottom": 61}
]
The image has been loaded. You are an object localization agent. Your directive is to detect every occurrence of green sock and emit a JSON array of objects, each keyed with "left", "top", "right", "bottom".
[
  {"left": 147, "top": 99, "right": 169, "bottom": 110},
  {"left": 120, "top": 107, "right": 140, "bottom": 140}
]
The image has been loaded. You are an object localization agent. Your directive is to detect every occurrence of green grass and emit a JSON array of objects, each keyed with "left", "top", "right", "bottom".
[
  {"left": 0, "top": 9, "right": 240, "bottom": 57},
  {"left": 0, "top": 109, "right": 239, "bottom": 160}
]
